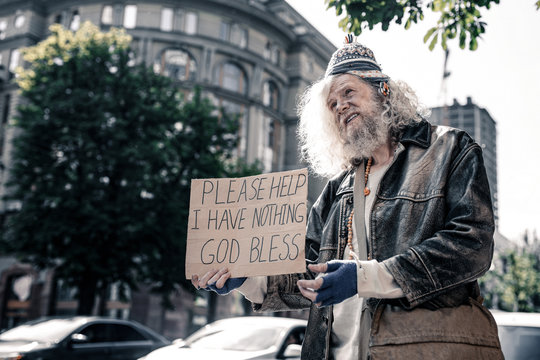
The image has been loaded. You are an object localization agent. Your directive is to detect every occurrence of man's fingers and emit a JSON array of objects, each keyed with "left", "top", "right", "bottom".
[
  {"left": 208, "top": 268, "right": 229, "bottom": 286},
  {"left": 308, "top": 263, "right": 328, "bottom": 274},
  {"left": 298, "top": 284, "right": 318, "bottom": 302},
  {"left": 198, "top": 269, "right": 219, "bottom": 288},
  {"left": 297, "top": 276, "right": 325, "bottom": 303},
  {"left": 297, "top": 277, "right": 323, "bottom": 291},
  {"left": 214, "top": 270, "right": 232, "bottom": 289}
]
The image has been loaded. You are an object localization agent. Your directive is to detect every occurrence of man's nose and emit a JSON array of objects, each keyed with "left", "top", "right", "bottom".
[{"left": 337, "top": 100, "right": 349, "bottom": 114}]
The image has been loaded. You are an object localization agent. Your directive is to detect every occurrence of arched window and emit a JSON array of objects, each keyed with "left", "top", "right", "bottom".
[
  {"left": 154, "top": 49, "right": 197, "bottom": 82},
  {"left": 263, "top": 81, "right": 279, "bottom": 111},
  {"left": 216, "top": 62, "right": 248, "bottom": 95}
]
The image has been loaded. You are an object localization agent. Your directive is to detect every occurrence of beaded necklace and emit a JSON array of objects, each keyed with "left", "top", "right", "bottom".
[{"left": 347, "top": 157, "right": 373, "bottom": 259}]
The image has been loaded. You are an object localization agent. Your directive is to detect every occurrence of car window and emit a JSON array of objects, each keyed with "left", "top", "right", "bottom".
[
  {"left": 109, "top": 324, "right": 147, "bottom": 342},
  {"left": 188, "top": 327, "right": 282, "bottom": 351},
  {"left": 80, "top": 324, "right": 112, "bottom": 343},
  {"left": 79, "top": 324, "right": 147, "bottom": 343},
  {"left": 283, "top": 326, "right": 305, "bottom": 346},
  {"left": 498, "top": 325, "right": 540, "bottom": 360}
]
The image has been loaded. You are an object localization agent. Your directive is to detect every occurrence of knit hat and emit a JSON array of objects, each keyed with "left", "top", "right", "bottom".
[{"left": 325, "top": 35, "right": 389, "bottom": 83}]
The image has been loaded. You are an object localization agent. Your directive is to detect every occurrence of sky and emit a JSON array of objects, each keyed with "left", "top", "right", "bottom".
[{"left": 285, "top": 0, "right": 540, "bottom": 243}]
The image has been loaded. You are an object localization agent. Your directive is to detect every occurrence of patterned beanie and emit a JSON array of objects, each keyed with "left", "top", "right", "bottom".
[{"left": 325, "top": 35, "right": 389, "bottom": 84}]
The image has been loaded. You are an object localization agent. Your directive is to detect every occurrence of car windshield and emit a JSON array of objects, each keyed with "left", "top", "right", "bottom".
[
  {"left": 498, "top": 325, "right": 540, "bottom": 360},
  {"left": 186, "top": 326, "right": 282, "bottom": 351},
  {"left": 0, "top": 319, "right": 81, "bottom": 343}
]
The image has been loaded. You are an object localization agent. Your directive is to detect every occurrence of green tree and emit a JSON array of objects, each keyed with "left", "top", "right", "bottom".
[
  {"left": 480, "top": 248, "right": 540, "bottom": 312},
  {"left": 326, "top": 0, "right": 538, "bottom": 51},
  {"left": 1, "top": 22, "right": 258, "bottom": 314}
]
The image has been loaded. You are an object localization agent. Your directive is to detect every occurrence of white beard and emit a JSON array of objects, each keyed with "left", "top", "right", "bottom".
[{"left": 341, "top": 115, "right": 388, "bottom": 162}]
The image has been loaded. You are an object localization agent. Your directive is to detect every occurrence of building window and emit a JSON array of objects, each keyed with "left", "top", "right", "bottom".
[
  {"left": 184, "top": 11, "right": 197, "bottom": 34},
  {"left": 0, "top": 94, "right": 11, "bottom": 158},
  {"left": 219, "top": 22, "right": 229, "bottom": 41},
  {"left": 220, "top": 21, "right": 247, "bottom": 48},
  {"left": 0, "top": 19, "right": 7, "bottom": 40},
  {"left": 69, "top": 10, "right": 81, "bottom": 31},
  {"left": 9, "top": 49, "right": 20, "bottom": 73},
  {"left": 123, "top": 5, "right": 137, "bottom": 29},
  {"left": 53, "top": 13, "right": 63, "bottom": 25},
  {"left": 263, "top": 81, "right": 279, "bottom": 111},
  {"left": 101, "top": 5, "right": 113, "bottom": 25},
  {"left": 161, "top": 8, "right": 174, "bottom": 32},
  {"left": 14, "top": 13, "right": 25, "bottom": 29},
  {"left": 216, "top": 62, "right": 248, "bottom": 95},
  {"left": 261, "top": 116, "right": 276, "bottom": 172},
  {"left": 271, "top": 47, "right": 281, "bottom": 66},
  {"left": 264, "top": 41, "right": 281, "bottom": 66},
  {"left": 154, "top": 49, "right": 197, "bottom": 81},
  {"left": 230, "top": 24, "right": 247, "bottom": 48},
  {"left": 263, "top": 42, "right": 271, "bottom": 60},
  {"left": 221, "top": 100, "right": 247, "bottom": 156},
  {"left": 1, "top": 94, "right": 9, "bottom": 124}
]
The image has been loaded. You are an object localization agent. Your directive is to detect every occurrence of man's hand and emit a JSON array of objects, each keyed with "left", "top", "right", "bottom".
[
  {"left": 297, "top": 260, "right": 357, "bottom": 307},
  {"left": 191, "top": 268, "right": 246, "bottom": 295}
]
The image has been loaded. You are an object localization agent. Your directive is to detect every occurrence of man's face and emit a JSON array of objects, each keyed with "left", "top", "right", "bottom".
[{"left": 326, "top": 74, "right": 387, "bottom": 159}]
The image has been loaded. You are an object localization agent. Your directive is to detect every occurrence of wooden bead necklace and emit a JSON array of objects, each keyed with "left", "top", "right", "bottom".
[
  {"left": 363, "top": 157, "right": 373, "bottom": 196},
  {"left": 347, "top": 157, "right": 373, "bottom": 259}
]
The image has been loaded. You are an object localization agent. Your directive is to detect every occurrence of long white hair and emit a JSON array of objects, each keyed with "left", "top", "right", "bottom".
[{"left": 297, "top": 76, "right": 430, "bottom": 178}]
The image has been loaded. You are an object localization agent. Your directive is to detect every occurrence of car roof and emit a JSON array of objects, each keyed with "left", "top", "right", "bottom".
[
  {"left": 23, "top": 316, "right": 135, "bottom": 327},
  {"left": 15, "top": 316, "right": 169, "bottom": 343},
  {"left": 491, "top": 311, "right": 540, "bottom": 327}
]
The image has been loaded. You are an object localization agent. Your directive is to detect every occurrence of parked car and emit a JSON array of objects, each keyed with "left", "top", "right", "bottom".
[
  {"left": 0, "top": 316, "right": 170, "bottom": 360},
  {"left": 492, "top": 311, "right": 540, "bottom": 360},
  {"left": 139, "top": 316, "right": 307, "bottom": 360}
]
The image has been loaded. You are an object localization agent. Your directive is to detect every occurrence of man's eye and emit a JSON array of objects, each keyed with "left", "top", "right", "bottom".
[{"left": 345, "top": 89, "right": 353, "bottom": 95}]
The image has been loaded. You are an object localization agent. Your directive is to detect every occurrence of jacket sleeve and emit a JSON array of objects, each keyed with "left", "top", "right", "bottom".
[{"left": 384, "top": 143, "right": 495, "bottom": 309}]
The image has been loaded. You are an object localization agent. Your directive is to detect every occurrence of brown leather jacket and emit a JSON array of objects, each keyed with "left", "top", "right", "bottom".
[{"left": 254, "top": 120, "right": 502, "bottom": 359}]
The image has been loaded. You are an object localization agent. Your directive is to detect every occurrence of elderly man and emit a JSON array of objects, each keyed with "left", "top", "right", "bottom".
[{"left": 192, "top": 37, "right": 503, "bottom": 359}]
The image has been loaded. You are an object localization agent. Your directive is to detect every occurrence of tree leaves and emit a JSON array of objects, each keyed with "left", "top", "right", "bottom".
[
  {"left": 480, "top": 249, "right": 540, "bottom": 312},
  {"left": 325, "top": 0, "right": 513, "bottom": 51}
]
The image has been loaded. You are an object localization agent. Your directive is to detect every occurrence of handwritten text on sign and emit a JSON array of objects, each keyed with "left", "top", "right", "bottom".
[{"left": 185, "top": 169, "right": 308, "bottom": 278}]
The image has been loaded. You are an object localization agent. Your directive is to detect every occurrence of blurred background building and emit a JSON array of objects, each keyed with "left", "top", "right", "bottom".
[
  {"left": 430, "top": 97, "right": 499, "bottom": 227},
  {"left": 0, "top": 0, "right": 334, "bottom": 338}
]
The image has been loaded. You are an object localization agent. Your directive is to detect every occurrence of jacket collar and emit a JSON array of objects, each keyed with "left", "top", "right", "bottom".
[
  {"left": 335, "top": 120, "right": 432, "bottom": 196},
  {"left": 399, "top": 119, "right": 431, "bottom": 149}
]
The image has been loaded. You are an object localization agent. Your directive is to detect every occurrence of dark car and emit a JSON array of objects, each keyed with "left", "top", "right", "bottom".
[{"left": 0, "top": 316, "right": 170, "bottom": 360}]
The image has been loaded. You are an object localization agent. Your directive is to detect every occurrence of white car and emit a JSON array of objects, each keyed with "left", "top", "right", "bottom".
[
  {"left": 139, "top": 316, "right": 307, "bottom": 360},
  {"left": 492, "top": 311, "right": 540, "bottom": 360}
]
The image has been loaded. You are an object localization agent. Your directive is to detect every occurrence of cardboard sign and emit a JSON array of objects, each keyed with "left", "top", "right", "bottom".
[{"left": 185, "top": 168, "right": 308, "bottom": 278}]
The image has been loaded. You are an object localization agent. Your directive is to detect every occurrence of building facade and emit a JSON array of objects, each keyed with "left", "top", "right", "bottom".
[
  {"left": 430, "top": 97, "right": 499, "bottom": 226},
  {"left": 0, "top": 0, "right": 334, "bottom": 338}
]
